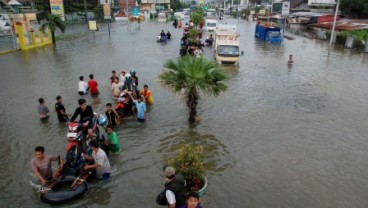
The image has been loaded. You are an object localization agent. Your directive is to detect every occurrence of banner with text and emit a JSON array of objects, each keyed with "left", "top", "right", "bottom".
[
  {"left": 103, "top": 3, "right": 111, "bottom": 19},
  {"left": 282, "top": 1, "right": 290, "bottom": 17},
  {"left": 50, "top": 0, "right": 65, "bottom": 21}
]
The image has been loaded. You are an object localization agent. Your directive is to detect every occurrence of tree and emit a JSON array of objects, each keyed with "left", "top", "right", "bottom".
[
  {"left": 190, "top": 12, "right": 204, "bottom": 26},
  {"left": 40, "top": 14, "right": 65, "bottom": 45},
  {"left": 340, "top": 0, "right": 368, "bottom": 18},
  {"left": 159, "top": 56, "right": 228, "bottom": 123},
  {"left": 171, "top": 0, "right": 183, "bottom": 11},
  {"left": 94, "top": 4, "right": 103, "bottom": 21}
]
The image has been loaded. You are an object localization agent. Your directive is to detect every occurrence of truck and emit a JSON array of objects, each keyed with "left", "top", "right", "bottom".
[
  {"left": 214, "top": 24, "right": 241, "bottom": 64},
  {"left": 255, "top": 25, "right": 282, "bottom": 43}
]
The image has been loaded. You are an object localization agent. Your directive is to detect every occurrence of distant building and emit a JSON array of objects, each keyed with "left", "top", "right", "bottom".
[{"left": 138, "top": 0, "right": 170, "bottom": 12}]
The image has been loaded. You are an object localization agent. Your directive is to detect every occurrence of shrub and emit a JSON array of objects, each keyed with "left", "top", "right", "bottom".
[
  {"left": 335, "top": 34, "right": 347, "bottom": 45},
  {"left": 353, "top": 39, "right": 365, "bottom": 51},
  {"left": 325, "top": 31, "right": 331, "bottom": 40},
  {"left": 168, "top": 144, "right": 205, "bottom": 184}
]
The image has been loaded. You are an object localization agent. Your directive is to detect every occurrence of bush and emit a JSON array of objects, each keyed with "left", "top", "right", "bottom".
[
  {"left": 325, "top": 31, "right": 331, "bottom": 40},
  {"left": 335, "top": 34, "right": 347, "bottom": 45},
  {"left": 93, "top": 5, "right": 103, "bottom": 21},
  {"left": 340, "top": 29, "right": 368, "bottom": 41},
  {"left": 188, "top": 28, "right": 198, "bottom": 39},
  {"left": 353, "top": 39, "right": 365, "bottom": 51},
  {"left": 168, "top": 144, "right": 205, "bottom": 184}
]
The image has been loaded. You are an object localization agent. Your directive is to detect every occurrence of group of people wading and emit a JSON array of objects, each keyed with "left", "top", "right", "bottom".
[
  {"left": 179, "top": 21, "right": 213, "bottom": 58},
  {"left": 34, "top": 69, "right": 154, "bottom": 184}
]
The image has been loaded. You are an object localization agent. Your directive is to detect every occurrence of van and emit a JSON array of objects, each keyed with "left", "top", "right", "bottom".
[{"left": 204, "top": 19, "right": 218, "bottom": 32}]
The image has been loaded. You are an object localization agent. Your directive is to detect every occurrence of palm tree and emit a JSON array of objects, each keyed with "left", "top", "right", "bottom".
[
  {"left": 159, "top": 55, "right": 228, "bottom": 123},
  {"left": 40, "top": 13, "right": 65, "bottom": 45}
]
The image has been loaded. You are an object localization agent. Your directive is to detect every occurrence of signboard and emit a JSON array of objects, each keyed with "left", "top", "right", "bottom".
[
  {"left": 272, "top": 2, "right": 282, "bottom": 13},
  {"left": 282, "top": 1, "right": 290, "bottom": 16},
  {"left": 259, "top": 9, "right": 266, "bottom": 15},
  {"left": 103, "top": 3, "right": 111, "bottom": 19},
  {"left": 49, "top": 0, "right": 65, "bottom": 21},
  {"left": 308, "top": 0, "right": 336, "bottom": 6},
  {"left": 133, "top": 7, "right": 139, "bottom": 17},
  {"left": 88, "top": 20, "right": 97, "bottom": 30}
]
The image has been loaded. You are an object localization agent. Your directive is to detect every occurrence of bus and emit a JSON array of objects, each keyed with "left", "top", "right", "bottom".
[{"left": 218, "top": 8, "right": 230, "bottom": 17}]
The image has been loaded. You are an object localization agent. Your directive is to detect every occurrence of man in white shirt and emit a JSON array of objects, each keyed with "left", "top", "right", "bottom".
[
  {"left": 84, "top": 140, "right": 111, "bottom": 180},
  {"left": 78, "top": 76, "right": 89, "bottom": 95}
]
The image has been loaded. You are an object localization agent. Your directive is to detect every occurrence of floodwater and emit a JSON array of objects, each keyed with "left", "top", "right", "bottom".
[{"left": 0, "top": 19, "right": 368, "bottom": 208}]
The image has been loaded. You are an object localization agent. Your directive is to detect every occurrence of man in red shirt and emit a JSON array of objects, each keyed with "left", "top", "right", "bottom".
[{"left": 88, "top": 74, "right": 99, "bottom": 95}]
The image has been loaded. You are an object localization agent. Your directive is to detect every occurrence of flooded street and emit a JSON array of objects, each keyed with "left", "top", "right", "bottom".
[{"left": 0, "top": 18, "right": 368, "bottom": 207}]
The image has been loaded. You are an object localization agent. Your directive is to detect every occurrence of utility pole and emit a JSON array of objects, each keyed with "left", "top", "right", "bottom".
[
  {"left": 126, "top": 0, "right": 128, "bottom": 15},
  {"left": 329, "top": 0, "right": 340, "bottom": 46},
  {"left": 83, "top": 0, "right": 88, "bottom": 23}
]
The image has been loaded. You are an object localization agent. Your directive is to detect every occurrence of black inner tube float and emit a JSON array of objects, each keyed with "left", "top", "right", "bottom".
[{"left": 40, "top": 175, "right": 88, "bottom": 205}]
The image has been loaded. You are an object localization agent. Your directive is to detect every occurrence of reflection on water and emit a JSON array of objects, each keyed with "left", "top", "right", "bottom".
[{"left": 0, "top": 19, "right": 368, "bottom": 207}]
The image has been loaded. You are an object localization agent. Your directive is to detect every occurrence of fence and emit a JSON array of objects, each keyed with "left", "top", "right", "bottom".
[{"left": 0, "top": 34, "right": 19, "bottom": 54}]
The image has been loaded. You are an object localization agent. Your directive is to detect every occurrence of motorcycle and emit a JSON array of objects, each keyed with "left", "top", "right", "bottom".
[
  {"left": 115, "top": 93, "right": 134, "bottom": 118},
  {"left": 64, "top": 114, "right": 106, "bottom": 175}
]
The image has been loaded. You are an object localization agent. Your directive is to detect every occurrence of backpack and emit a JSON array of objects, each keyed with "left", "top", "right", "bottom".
[{"left": 155, "top": 189, "right": 168, "bottom": 206}]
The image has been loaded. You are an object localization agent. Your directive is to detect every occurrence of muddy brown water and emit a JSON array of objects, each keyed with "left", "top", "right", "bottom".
[{"left": 0, "top": 19, "right": 368, "bottom": 207}]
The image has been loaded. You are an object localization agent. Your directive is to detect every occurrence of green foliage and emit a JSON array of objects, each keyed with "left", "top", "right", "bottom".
[
  {"left": 352, "top": 39, "right": 365, "bottom": 50},
  {"left": 190, "top": 12, "right": 204, "bottom": 25},
  {"left": 188, "top": 28, "right": 198, "bottom": 39},
  {"left": 94, "top": 5, "right": 103, "bottom": 21},
  {"left": 171, "top": 0, "right": 184, "bottom": 11},
  {"left": 159, "top": 56, "right": 228, "bottom": 122},
  {"left": 340, "top": 0, "right": 368, "bottom": 18},
  {"left": 241, "top": 9, "right": 251, "bottom": 16},
  {"left": 35, "top": 0, "right": 50, "bottom": 12},
  {"left": 335, "top": 34, "right": 347, "bottom": 45},
  {"left": 255, "top": 5, "right": 264, "bottom": 13},
  {"left": 339, "top": 30, "right": 368, "bottom": 41},
  {"left": 40, "top": 14, "right": 65, "bottom": 33},
  {"left": 168, "top": 144, "right": 205, "bottom": 182},
  {"left": 193, "top": 7, "right": 204, "bottom": 15},
  {"left": 325, "top": 31, "right": 331, "bottom": 40}
]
